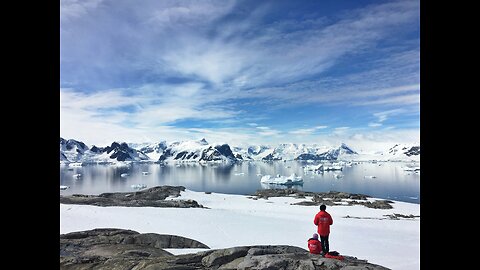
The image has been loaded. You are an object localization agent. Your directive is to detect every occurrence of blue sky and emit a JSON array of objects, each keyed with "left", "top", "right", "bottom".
[{"left": 60, "top": 0, "right": 419, "bottom": 151}]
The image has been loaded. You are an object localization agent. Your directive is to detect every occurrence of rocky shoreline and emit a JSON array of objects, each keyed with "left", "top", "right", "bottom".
[
  {"left": 60, "top": 186, "right": 205, "bottom": 208},
  {"left": 250, "top": 189, "right": 394, "bottom": 209},
  {"left": 60, "top": 185, "right": 394, "bottom": 209},
  {"left": 60, "top": 228, "right": 390, "bottom": 270}
]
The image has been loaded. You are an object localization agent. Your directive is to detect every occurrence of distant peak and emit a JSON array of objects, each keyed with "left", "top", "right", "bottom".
[{"left": 198, "top": 138, "right": 208, "bottom": 145}]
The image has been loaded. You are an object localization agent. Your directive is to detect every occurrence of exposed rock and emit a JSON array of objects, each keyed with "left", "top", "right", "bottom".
[
  {"left": 60, "top": 186, "right": 204, "bottom": 208},
  {"left": 252, "top": 189, "right": 393, "bottom": 209},
  {"left": 404, "top": 146, "right": 420, "bottom": 156},
  {"left": 262, "top": 153, "right": 282, "bottom": 161},
  {"left": 61, "top": 229, "right": 390, "bottom": 269},
  {"left": 60, "top": 228, "right": 209, "bottom": 269}
]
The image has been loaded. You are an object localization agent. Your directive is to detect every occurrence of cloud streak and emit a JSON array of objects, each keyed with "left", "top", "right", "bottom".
[{"left": 60, "top": 0, "right": 420, "bottom": 149}]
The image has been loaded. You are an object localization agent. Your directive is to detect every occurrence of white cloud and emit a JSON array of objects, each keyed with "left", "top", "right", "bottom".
[
  {"left": 254, "top": 126, "right": 281, "bottom": 137},
  {"left": 60, "top": 1, "right": 419, "bottom": 149},
  {"left": 60, "top": 0, "right": 104, "bottom": 22},
  {"left": 358, "top": 93, "right": 419, "bottom": 106},
  {"left": 373, "top": 109, "right": 405, "bottom": 122},
  {"left": 289, "top": 128, "right": 317, "bottom": 135},
  {"left": 290, "top": 126, "right": 329, "bottom": 135}
]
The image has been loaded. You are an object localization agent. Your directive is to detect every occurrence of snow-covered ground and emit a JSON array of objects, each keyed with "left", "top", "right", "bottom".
[{"left": 60, "top": 189, "right": 420, "bottom": 270}]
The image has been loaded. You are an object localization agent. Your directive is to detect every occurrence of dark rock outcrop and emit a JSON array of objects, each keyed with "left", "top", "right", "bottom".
[
  {"left": 60, "top": 138, "right": 89, "bottom": 152},
  {"left": 60, "top": 228, "right": 209, "bottom": 269},
  {"left": 157, "top": 142, "right": 237, "bottom": 162},
  {"left": 262, "top": 153, "right": 282, "bottom": 161},
  {"left": 61, "top": 229, "right": 390, "bottom": 269},
  {"left": 404, "top": 146, "right": 420, "bottom": 156},
  {"left": 103, "top": 142, "right": 149, "bottom": 161},
  {"left": 60, "top": 186, "right": 205, "bottom": 208},
  {"left": 252, "top": 189, "right": 394, "bottom": 209}
]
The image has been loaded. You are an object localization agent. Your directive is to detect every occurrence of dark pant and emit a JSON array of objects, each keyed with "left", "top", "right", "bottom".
[{"left": 320, "top": 235, "right": 329, "bottom": 253}]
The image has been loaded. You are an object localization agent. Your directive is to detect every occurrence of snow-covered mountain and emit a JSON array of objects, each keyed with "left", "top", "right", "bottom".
[
  {"left": 346, "top": 143, "right": 420, "bottom": 162},
  {"left": 60, "top": 137, "right": 419, "bottom": 164},
  {"left": 129, "top": 141, "right": 168, "bottom": 161},
  {"left": 60, "top": 138, "right": 150, "bottom": 164},
  {"left": 296, "top": 143, "right": 358, "bottom": 161},
  {"left": 383, "top": 143, "right": 420, "bottom": 161},
  {"left": 90, "top": 142, "right": 150, "bottom": 162},
  {"left": 232, "top": 143, "right": 356, "bottom": 161},
  {"left": 60, "top": 138, "right": 89, "bottom": 162},
  {"left": 158, "top": 138, "right": 236, "bottom": 163}
]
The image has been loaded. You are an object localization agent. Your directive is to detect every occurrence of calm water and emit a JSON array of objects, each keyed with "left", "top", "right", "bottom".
[{"left": 59, "top": 161, "right": 420, "bottom": 204}]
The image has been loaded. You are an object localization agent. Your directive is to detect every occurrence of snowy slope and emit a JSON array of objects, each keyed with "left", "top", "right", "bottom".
[
  {"left": 129, "top": 141, "right": 168, "bottom": 161},
  {"left": 158, "top": 138, "right": 237, "bottom": 163},
  {"left": 233, "top": 143, "right": 356, "bottom": 161},
  {"left": 350, "top": 143, "right": 420, "bottom": 162}
]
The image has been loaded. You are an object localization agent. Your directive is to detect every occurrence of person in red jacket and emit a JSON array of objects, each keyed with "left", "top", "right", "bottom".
[
  {"left": 313, "top": 204, "right": 333, "bottom": 255},
  {"left": 307, "top": 233, "right": 322, "bottom": 254}
]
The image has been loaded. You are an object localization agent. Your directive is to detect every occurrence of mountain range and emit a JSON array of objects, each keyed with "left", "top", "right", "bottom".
[{"left": 60, "top": 137, "right": 419, "bottom": 164}]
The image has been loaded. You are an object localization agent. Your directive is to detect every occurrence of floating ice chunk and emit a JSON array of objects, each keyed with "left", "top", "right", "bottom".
[
  {"left": 73, "top": 173, "right": 81, "bottom": 178},
  {"left": 333, "top": 174, "right": 343, "bottom": 179},
  {"left": 260, "top": 173, "right": 303, "bottom": 185},
  {"left": 60, "top": 185, "right": 69, "bottom": 190},
  {"left": 120, "top": 173, "right": 129, "bottom": 178},
  {"left": 68, "top": 162, "right": 82, "bottom": 167},
  {"left": 234, "top": 172, "right": 244, "bottom": 176},
  {"left": 364, "top": 175, "right": 377, "bottom": 179},
  {"left": 324, "top": 163, "right": 343, "bottom": 171},
  {"left": 131, "top": 184, "right": 147, "bottom": 189},
  {"left": 142, "top": 172, "right": 150, "bottom": 176},
  {"left": 403, "top": 166, "right": 420, "bottom": 172},
  {"left": 303, "top": 164, "right": 324, "bottom": 172}
]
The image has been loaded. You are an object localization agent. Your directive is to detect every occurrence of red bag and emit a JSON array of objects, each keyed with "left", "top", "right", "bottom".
[{"left": 325, "top": 251, "right": 344, "bottom": 260}]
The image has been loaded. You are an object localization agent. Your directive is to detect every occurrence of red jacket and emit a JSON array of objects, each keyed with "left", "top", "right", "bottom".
[
  {"left": 307, "top": 238, "right": 322, "bottom": 254},
  {"left": 313, "top": 210, "right": 333, "bottom": 236}
]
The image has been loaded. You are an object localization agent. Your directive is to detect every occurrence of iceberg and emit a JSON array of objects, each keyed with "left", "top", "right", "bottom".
[
  {"left": 68, "top": 162, "right": 83, "bottom": 167},
  {"left": 60, "top": 185, "right": 69, "bottom": 190},
  {"left": 260, "top": 173, "right": 303, "bottom": 185},
  {"left": 131, "top": 184, "right": 147, "bottom": 189},
  {"left": 303, "top": 164, "right": 324, "bottom": 172},
  {"left": 120, "top": 173, "right": 129, "bottom": 178},
  {"left": 403, "top": 166, "right": 420, "bottom": 172},
  {"left": 333, "top": 173, "right": 343, "bottom": 179},
  {"left": 324, "top": 163, "right": 343, "bottom": 171}
]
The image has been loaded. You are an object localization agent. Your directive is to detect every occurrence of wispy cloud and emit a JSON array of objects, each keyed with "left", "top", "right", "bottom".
[
  {"left": 255, "top": 126, "right": 281, "bottom": 137},
  {"left": 290, "top": 126, "right": 328, "bottom": 135},
  {"left": 60, "top": 0, "right": 104, "bottom": 22},
  {"left": 368, "top": 109, "right": 406, "bottom": 127},
  {"left": 60, "top": 0, "right": 420, "bottom": 149}
]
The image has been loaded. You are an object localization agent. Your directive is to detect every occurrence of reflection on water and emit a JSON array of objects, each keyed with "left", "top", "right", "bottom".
[{"left": 60, "top": 160, "right": 420, "bottom": 204}]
